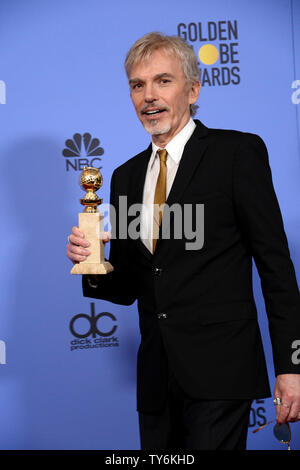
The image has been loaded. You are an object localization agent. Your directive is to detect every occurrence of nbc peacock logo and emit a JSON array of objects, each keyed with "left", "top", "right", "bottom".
[{"left": 62, "top": 132, "right": 104, "bottom": 172}]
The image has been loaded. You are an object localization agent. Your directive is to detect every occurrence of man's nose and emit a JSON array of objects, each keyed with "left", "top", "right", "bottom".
[{"left": 144, "top": 83, "right": 158, "bottom": 103}]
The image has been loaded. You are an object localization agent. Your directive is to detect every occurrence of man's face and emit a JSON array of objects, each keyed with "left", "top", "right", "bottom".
[{"left": 128, "top": 49, "right": 200, "bottom": 143}]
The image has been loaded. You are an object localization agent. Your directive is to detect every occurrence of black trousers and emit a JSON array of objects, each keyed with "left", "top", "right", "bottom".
[{"left": 139, "top": 369, "right": 252, "bottom": 450}]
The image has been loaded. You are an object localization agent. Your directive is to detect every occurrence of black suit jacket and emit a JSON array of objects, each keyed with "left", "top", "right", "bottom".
[{"left": 83, "top": 119, "right": 300, "bottom": 413}]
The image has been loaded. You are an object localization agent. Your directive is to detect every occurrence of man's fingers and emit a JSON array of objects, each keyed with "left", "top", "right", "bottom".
[
  {"left": 275, "top": 404, "right": 281, "bottom": 423},
  {"left": 286, "top": 402, "right": 300, "bottom": 422},
  {"left": 72, "top": 226, "right": 85, "bottom": 238},
  {"left": 68, "top": 252, "right": 87, "bottom": 263},
  {"left": 67, "top": 227, "right": 109, "bottom": 264},
  {"left": 276, "top": 401, "right": 290, "bottom": 425},
  {"left": 67, "top": 237, "right": 91, "bottom": 263},
  {"left": 275, "top": 399, "right": 300, "bottom": 424},
  {"left": 69, "top": 233, "right": 90, "bottom": 247},
  {"left": 68, "top": 244, "right": 90, "bottom": 257},
  {"left": 100, "top": 231, "right": 111, "bottom": 244},
  {"left": 69, "top": 227, "right": 90, "bottom": 247},
  {"left": 274, "top": 375, "right": 300, "bottom": 424}
]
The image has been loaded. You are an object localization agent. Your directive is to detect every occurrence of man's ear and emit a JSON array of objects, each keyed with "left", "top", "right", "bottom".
[{"left": 189, "top": 80, "right": 201, "bottom": 104}]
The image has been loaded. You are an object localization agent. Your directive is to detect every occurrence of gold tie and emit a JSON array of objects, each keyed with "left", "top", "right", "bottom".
[{"left": 153, "top": 149, "right": 167, "bottom": 252}]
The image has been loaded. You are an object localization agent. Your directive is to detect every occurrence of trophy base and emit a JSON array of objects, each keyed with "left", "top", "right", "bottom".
[
  {"left": 70, "top": 261, "right": 114, "bottom": 275},
  {"left": 70, "top": 212, "right": 114, "bottom": 275}
]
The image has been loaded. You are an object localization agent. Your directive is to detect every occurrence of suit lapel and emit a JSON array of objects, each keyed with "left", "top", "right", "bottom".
[
  {"left": 165, "top": 119, "right": 209, "bottom": 208},
  {"left": 129, "top": 144, "right": 153, "bottom": 260},
  {"left": 131, "top": 143, "right": 152, "bottom": 206}
]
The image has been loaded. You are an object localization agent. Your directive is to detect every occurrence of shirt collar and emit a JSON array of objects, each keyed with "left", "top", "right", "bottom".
[{"left": 150, "top": 118, "right": 196, "bottom": 169}]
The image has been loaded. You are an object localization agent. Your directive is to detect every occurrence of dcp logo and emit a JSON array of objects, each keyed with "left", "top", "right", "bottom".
[
  {"left": 0, "top": 80, "right": 6, "bottom": 104},
  {"left": 70, "top": 302, "right": 117, "bottom": 338}
]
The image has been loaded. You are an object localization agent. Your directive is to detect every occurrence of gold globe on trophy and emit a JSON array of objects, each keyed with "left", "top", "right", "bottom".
[
  {"left": 80, "top": 167, "right": 103, "bottom": 212},
  {"left": 70, "top": 166, "right": 114, "bottom": 275}
]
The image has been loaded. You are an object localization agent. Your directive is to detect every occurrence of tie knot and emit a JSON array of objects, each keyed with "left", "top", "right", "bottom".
[{"left": 157, "top": 149, "right": 167, "bottom": 163}]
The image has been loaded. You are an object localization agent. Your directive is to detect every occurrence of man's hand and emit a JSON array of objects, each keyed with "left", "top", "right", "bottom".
[
  {"left": 274, "top": 374, "right": 300, "bottom": 424},
  {"left": 67, "top": 226, "right": 111, "bottom": 264}
]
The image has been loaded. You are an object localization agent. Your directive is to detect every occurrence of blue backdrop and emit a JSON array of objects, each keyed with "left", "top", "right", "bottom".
[{"left": 0, "top": 0, "right": 299, "bottom": 450}]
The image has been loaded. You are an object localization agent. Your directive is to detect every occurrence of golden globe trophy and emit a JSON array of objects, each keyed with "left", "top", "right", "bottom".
[{"left": 70, "top": 166, "right": 114, "bottom": 275}]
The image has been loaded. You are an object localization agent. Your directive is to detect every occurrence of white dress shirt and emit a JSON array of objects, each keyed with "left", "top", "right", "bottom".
[{"left": 140, "top": 118, "right": 196, "bottom": 253}]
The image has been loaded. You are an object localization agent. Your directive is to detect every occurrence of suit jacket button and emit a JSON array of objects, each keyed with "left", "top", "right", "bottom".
[
  {"left": 154, "top": 267, "right": 163, "bottom": 276},
  {"left": 157, "top": 312, "right": 167, "bottom": 319}
]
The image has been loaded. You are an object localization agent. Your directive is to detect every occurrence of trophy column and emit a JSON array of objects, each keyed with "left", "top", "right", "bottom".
[{"left": 70, "top": 166, "right": 114, "bottom": 275}]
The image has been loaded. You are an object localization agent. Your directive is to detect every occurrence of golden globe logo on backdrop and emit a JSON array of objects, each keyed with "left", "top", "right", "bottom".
[{"left": 177, "top": 20, "right": 240, "bottom": 86}]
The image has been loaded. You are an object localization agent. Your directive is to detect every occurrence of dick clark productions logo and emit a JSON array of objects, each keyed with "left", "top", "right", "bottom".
[
  {"left": 69, "top": 303, "right": 119, "bottom": 351},
  {"left": 62, "top": 132, "right": 104, "bottom": 172}
]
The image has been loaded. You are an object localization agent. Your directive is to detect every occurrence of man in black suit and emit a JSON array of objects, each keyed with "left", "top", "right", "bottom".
[{"left": 67, "top": 32, "right": 300, "bottom": 449}]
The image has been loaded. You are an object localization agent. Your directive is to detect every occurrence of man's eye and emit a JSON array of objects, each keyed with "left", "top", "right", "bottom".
[
  {"left": 160, "top": 79, "right": 170, "bottom": 84},
  {"left": 133, "top": 83, "right": 142, "bottom": 89}
]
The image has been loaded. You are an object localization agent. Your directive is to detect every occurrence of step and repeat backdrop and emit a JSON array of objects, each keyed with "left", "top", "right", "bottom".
[{"left": 0, "top": 0, "right": 299, "bottom": 450}]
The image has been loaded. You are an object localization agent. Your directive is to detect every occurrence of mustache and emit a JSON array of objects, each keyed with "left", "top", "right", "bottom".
[{"left": 141, "top": 104, "right": 169, "bottom": 114}]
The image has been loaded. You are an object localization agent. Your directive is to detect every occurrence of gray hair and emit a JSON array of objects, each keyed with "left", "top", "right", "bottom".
[{"left": 124, "top": 32, "right": 200, "bottom": 116}]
